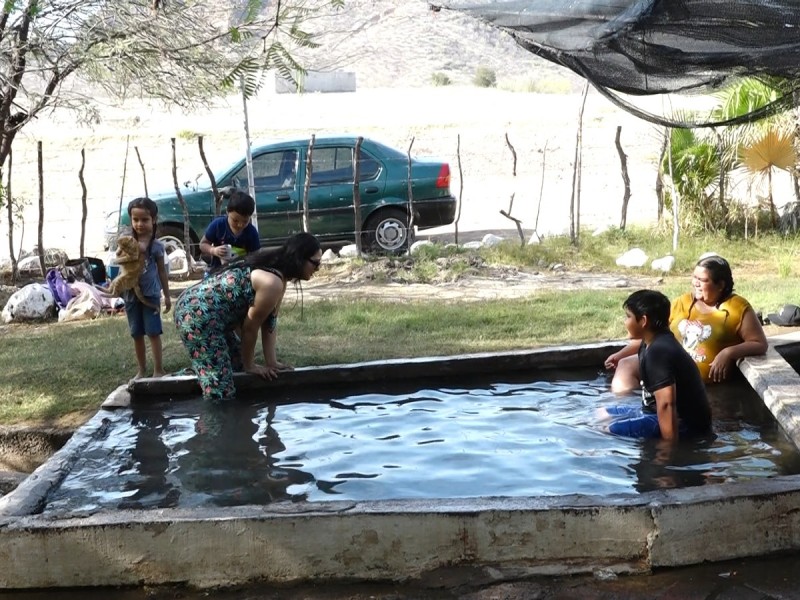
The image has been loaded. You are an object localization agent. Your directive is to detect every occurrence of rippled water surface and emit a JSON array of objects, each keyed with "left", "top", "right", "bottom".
[{"left": 43, "top": 371, "right": 800, "bottom": 513}]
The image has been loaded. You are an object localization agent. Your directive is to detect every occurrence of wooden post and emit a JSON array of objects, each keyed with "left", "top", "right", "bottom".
[
  {"left": 454, "top": 134, "right": 464, "bottom": 247},
  {"left": 569, "top": 82, "right": 589, "bottom": 245},
  {"left": 667, "top": 130, "right": 680, "bottom": 252},
  {"left": 117, "top": 135, "right": 130, "bottom": 228},
  {"left": 134, "top": 146, "right": 148, "bottom": 198},
  {"left": 37, "top": 141, "right": 44, "bottom": 277},
  {"left": 79, "top": 148, "right": 87, "bottom": 257},
  {"left": 530, "top": 140, "right": 549, "bottom": 244},
  {"left": 615, "top": 126, "right": 631, "bottom": 230},
  {"left": 198, "top": 136, "right": 222, "bottom": 216},
  {"left": 302, "top": 135, "right": 315, "bottom": 233},
  {"left": 353, "top": 136, "right": 363, "bottom": 254},
  {"left": 406, "top": 137, "right": 415, "bottom": 247},
  {"left": 171, "top": 138, "right": 192, "bottom": 257},
  {"left": 5, "top": 149, "right": 18, "bottom": 283}
]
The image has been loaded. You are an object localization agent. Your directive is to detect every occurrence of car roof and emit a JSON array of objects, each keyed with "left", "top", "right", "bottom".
[{"left": 250, "top": 135, "right": 404, "bottom": 156}]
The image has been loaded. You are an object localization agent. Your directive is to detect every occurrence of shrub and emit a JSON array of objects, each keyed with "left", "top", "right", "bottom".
[
  {"left": 473, "top": 66, "right": 496, "bottom": 88},
  {"left": 431, "top": 72, "right": 451, "bottom": 87}
]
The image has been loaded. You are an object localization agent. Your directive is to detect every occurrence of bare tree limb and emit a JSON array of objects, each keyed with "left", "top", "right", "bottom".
[
  {"left": 134, "top": 146, "right": 148, "bottom": 198},
  {"left": 79, "top": 148, "right": 87, "bottom": 257},
  {"left": 353, "top": 136, "right": 363, "bottom": 254},
  {"left": 198, "top": 135, "right": 221, "bottom": 216},
  {"left": 36, "top": 140, "right": 44, "bottom": 277},
  {"left": 615, "top": 126, "right": 631, "bottom": 230}
]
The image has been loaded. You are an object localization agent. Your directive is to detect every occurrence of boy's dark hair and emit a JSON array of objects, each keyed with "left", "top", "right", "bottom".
[
  {"left": 226, "top": 190, "right": 255, "bottom": 217},
  {"left": 623, "top": 289, "right": 671, "bottom": 332}
]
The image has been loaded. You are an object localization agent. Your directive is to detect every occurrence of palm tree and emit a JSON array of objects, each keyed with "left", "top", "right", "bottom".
[
  {"left": 661, "top": 125, "right": 721, "bottom": 233},
  {"left": 712, "top": 78, "right": 797, "bottom": 228},
  {"left": 739, "top": 129, "right": 796, "bottom": 226}
]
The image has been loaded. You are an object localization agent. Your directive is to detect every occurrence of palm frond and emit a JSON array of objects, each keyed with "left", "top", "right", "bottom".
[{"left": 739, "top": 130, "right": 797, "bottom": 173}]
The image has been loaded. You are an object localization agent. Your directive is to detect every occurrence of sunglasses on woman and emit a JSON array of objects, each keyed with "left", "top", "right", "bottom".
[{"left": 307, "top": 257, "right": 321, "bottom": 268}]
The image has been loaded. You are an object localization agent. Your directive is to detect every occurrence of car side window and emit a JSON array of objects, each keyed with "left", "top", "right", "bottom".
[
  {"left": 230, "top": 150, "right": 297, "bottom": 191},
  {"left": 310, "top": 147, "right": 379, "bottom": 184}
]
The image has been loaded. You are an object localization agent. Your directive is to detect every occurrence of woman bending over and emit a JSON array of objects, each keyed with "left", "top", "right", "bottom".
[{"left": 174, "top": 232, "right": 322, "bottom": 403}]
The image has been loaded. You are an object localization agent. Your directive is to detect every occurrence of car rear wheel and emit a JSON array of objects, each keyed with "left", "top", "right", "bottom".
[
  {"left": 363, "top": 208, "right": 413, "bottom": 254},
  {"left": 157, "top": 225, "right": 200, "bottom": 259}
]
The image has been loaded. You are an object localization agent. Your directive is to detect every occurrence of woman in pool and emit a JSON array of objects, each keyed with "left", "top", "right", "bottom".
[
  {"left": 174, "top": 232, "right": 322, "bottom": 403},
  {"left": 605, "top": 254, "right": 767, "bottom": 392}
]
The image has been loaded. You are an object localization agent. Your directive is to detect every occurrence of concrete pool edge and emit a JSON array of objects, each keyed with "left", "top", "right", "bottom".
[{"left": 2, "top": 339, "right": 800, "bottom": 589}]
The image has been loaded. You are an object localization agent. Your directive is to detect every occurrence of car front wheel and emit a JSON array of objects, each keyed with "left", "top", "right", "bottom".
[{"left": 363, "top": 208, "right": 413, "bottom": 254}]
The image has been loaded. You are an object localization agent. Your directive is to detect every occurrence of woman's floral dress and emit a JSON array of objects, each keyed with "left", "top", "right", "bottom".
[{"left": 174, "top": 266, "right": 255, "bottom": 402}]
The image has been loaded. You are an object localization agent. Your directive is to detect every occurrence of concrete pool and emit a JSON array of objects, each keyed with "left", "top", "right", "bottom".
[{"left": 2, "top": 337, "right": 800, "bottom": 589}]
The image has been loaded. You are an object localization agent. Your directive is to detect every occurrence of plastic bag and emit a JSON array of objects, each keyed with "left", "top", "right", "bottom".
[{"left": 61, "top": 258, "right": 94, "bottom": 285}]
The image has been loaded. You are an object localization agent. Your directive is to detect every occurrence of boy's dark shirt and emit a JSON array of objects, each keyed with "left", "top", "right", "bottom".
[
  {"left": 203, "top": 215, "right": 260, "bottom": 269},
  {"left": 638, "top": 330, "right": 712, "bottom": 435}
]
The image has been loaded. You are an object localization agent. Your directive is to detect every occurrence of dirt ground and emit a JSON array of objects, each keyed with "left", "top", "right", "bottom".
[{"left": 298, "top": 260, "right": 663, "bottom": 303}]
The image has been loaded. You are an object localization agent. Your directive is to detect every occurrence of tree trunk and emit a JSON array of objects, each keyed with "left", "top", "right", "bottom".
[
  {"left": 406, "top": 137, "right": 416, "bottom": 238},
  {"left": 198, "top": 136, "right": 222, "bottom": 216},
  {"left": 135, "top": 146, "right": 148, "bottom": 198},
  {"left": 531, "top": 140, "right": 549, "bottom": 243},
  {"left": 37, "top": 141, "right": 45, "bottom": 277},
  {"left": 5, "top": 148, "right": 18, "bottom": 283},
  {"left": 302, "top": 136, "right": 315, "bottom": 233},
  {"left": 768, "top": 168, "right": 777, "bottom": 227},
  {"left": 655, "top": 129, "right": 667, "bottom": 222},
  {"left": 667, "top": 130, "right": 680, "bottom": 252},
  {"left": 353, "top": 137, "right": 363, "bottom": 254},
  {"left": 79, "top": 148, "right": 87, "bottom": 258},
  {"left": 570, "top": 83, "right": 589, "bottom": 245},
  {"left": 171, "top": 138, "right": 191, "bottom": 257},
  {"left": 454, "top": 134, "right": 464, "bottom": 246},
  {"left": 240, "top": 77, "right": 257, "bottom": 232},
  {"left": 615, "top": 126, "right": 630, "bottom": 230}
]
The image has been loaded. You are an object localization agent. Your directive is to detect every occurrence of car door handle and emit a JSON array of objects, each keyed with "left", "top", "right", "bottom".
[
  {"left": 363, "top": 186, "right": 379, "bottom": 194},
  {"left": 276, "top": 195, "right": 291, "bottom": 202}
]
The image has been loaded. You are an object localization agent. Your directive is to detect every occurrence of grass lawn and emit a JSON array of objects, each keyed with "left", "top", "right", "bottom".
[{"left": 2, "top": 228, "right": 799, "bottom": 427}]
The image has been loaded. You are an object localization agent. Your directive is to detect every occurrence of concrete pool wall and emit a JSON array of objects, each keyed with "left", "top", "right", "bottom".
[{"left": 1, "top": 338, "right": 800, "bottom": 589}]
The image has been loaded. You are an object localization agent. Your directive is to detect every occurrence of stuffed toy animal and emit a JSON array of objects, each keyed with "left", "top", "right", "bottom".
[{"left": 107, "top": 235, "right": 160, "bottom": 311}]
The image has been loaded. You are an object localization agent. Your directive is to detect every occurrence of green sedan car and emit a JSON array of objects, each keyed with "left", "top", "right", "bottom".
[{"left": 108, "top": 136, "right": 457, "bottom": 254}]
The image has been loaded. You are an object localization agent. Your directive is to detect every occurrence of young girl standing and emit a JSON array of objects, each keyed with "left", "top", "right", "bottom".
[{"left": 124, "top": 197, "right": 171, "bottom": 378}]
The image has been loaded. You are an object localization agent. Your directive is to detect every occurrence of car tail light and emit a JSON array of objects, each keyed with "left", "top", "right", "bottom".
[{"left": 436, "top": 164, "right": 451, "bottom": 188}]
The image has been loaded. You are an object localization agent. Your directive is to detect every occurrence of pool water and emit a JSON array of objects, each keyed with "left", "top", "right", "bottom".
[{"left": 42, "top": 372, "right": 800, "bottom": 513}]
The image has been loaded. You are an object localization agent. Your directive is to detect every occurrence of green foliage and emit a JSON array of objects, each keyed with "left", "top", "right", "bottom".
[
  {"left": 176, "top": 130, "right": 198, "bottom": 141},
  {"left": 659, "top": 77, "right": 800, "bottom": 236},
  {"left": 661, "top": 127, "right": 722, "bottom": 233},
  {"left": 473, "top": 66, "right": 497, "bottom": 88},
  {"left": 430, "top": 72, "right": 451, "bottom": 87}
]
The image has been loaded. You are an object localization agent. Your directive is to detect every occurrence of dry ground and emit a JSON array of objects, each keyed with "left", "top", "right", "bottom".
[{"left": 0, "top": 0, "right": 713, "bottom": 266}]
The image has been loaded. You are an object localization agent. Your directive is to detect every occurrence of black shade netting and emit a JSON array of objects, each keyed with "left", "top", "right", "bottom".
[{"left": 437, "top": 0, "right": 800, "bottom": 127}]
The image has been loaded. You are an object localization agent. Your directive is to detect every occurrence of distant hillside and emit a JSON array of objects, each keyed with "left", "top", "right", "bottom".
[{"left": 296, "top": 0, "right": 583, "bottom": 90}]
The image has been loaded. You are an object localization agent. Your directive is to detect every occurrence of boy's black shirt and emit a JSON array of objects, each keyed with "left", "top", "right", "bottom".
[{"left": 638, "top": 331, "right": 712, "bottom": 434}]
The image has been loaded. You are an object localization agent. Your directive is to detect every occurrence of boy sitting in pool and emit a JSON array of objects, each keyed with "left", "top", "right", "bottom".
[{"left": 601, "top": 289, "right": 712, "bottom": 441}]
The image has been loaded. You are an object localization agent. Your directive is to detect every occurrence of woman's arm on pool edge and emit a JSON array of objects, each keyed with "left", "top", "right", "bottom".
[
  {"left": 241, "top": 271, "right": 284, "bottom": 379},
  {"left": 707, "top": 307, "right": 768, "bottom": 382}
]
